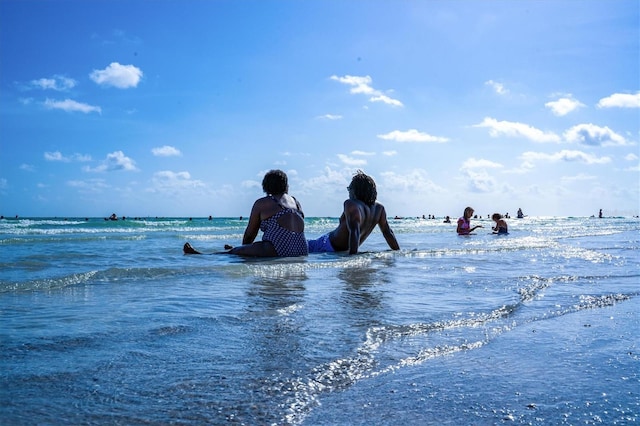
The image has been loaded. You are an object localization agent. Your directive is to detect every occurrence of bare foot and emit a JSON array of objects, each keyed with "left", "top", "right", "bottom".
[{"left": 183, "top": 242, "right": 201, "bottom": 254}]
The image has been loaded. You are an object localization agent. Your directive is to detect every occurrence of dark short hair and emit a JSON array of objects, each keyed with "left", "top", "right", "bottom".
[
  {"left": 262, "top": 169, "right": 288, "bottom": 195},
  {"left": 492, "top": 213, "right": 502, "bottom": 221},
  {"left": 349, "top": 170, "right": 377, "bottom": 206}
]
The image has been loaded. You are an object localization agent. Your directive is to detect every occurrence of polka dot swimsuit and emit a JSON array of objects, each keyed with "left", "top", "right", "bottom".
[{"left": 260, "top": 197, "right": 308, "bottom": 257}]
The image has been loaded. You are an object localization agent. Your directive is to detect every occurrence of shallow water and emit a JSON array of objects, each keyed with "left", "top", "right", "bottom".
[{"left": 1, "top": 216, "right": 638, "bottom": 424}]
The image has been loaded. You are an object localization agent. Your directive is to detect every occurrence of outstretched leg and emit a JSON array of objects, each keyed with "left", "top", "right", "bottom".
[{"left": 183, "top": 242, "right": 202, "bottom": 255}]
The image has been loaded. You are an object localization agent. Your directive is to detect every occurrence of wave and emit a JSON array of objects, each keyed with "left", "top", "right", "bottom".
[{"left": 273, "top": 279, "right": 636, "bottom": 425}]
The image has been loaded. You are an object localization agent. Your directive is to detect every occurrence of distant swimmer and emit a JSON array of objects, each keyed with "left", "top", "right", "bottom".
[
  {"left": 307, "top": 170, "right": 399, "bottom": 255},
  {"left": 491, "top": 213, "right": 509, "bottom": 234},
  {"left": 599, "top": 209, "right": 603, "bottom": 218},
  {"left": 443, "top": 215, "right": 451, "bottom": 223},
  {"left": 457, "top": 207, "right": 483, "bottom": 235},
  {"left": 517, "top": 208, "right": 525, "bottom": 219}
]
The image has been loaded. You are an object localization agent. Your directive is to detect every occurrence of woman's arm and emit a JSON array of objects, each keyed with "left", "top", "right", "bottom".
[{"left": 241, "top": 200, "right": 263, "bottom": 244}]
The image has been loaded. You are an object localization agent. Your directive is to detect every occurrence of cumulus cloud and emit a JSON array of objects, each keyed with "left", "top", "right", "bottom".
[
  {"left": 473, "top": 117, "right": 561, "bottom": 143},
  {"left": 597, "top": 92, "right": 640, "bottom": 108},
  {"left": 30, "top": 75, "right": 77, "bottom": 91},
  {"left": 43, "top": 98, "right": 101, "bottom": 114},
  {"left": 485, "top": 80, "right": 508, "bottom": 95},
  {"left": 563, "top": 123, "right": 628, "bottom": 146},
  {"left": 377, "top": 129, "right": 449, "bottom": 143},
  {"left": 152, "top": 145, "right": 182, "bottom": 157},
  {"left": 330, "top": 74, "right": 403, "bottom": 107},
  {"left": 461, "top": 168, "right": 497, "bottom": 193},
  {"left": 625, "top": 153, "right": 639, "bottom": 161},
  {"left": 337, "top": 154, "right": 367, "bottom": 166},
  {"left": 149, "top": 171, "right": 205, "bottom": 192},
  {"left": 545, "top": 96, "right": 585, "bottom": 116},
  {"left": 297, "top": 166, "right": 350, "bottom": 195},
  {"left": 458, "top": 158, "right": 503, "bottom": 193},
  {"left": 520, "top": 150, "right": 611, "bottom": 165},
  {"left": 380, "top": 169, "right": 445, "bottom": 193},
  {"left": 90, "top": 62, "right": 143, "bottom": 88},
  {"left": 84, "top": 151, "right": 138, "bottom": 172}
]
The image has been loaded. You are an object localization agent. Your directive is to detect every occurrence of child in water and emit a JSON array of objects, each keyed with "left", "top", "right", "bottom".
[{"left": 491, "top": 213, "right": 509, "bottom": 234}]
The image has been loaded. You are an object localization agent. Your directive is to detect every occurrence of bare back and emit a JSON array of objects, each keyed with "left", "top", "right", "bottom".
[{"left": 329, "top": 199, "right": 399, "bottom": 254}]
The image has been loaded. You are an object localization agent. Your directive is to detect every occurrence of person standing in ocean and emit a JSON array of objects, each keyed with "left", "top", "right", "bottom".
[
  {"left": 457, "top": 206, "right": 483, "bottom": 235},
  {"left": 184, "top": 169, "right": 308, "bottom": 257},
  {"left": 307, "top": 170, "right": 400, "bottom": 255}
]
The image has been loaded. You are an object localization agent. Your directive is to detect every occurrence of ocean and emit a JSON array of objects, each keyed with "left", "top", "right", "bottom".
[{"left": 1, "top": 216, "right": 638, "bottom": 425}]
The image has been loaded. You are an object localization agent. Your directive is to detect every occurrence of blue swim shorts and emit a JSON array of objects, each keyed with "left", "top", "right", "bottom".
[{"left": 307, "top": 233, "right": 335, "bottom": 253}]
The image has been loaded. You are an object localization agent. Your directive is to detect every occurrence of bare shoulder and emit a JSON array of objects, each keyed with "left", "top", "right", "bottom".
[{"left": 373, "top": 202, "right": 388, "bottom": 218}]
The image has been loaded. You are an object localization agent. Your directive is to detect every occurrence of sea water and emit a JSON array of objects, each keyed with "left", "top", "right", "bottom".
[{"left": 0, "top": 216, "right": 638, "bottom": 425}]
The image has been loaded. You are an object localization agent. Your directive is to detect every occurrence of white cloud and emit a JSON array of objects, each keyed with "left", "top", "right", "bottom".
[
  {"left": 240, "top": 179, "right": 261, "bottom": 189},
  {"left": 316, "top": 114, "right": 343, "bottom": 120},
  {"left": 90, "top": 62, "right": 143, "bottom": 88},
  {"left": 520, "top": 150, "right": 611, "bottom": 165},
  {"left": 383, "top": 150, "right": 397, "bottom": 156},
  {"left": 84, "top": 151, "right": 138, "bottom": 172},
  {"left": 31, "top": 75, "right": 77, "bottom": 91},
  {"left": 67, "top": 178, "right": 109, "bottom": 193},
  {"left": 377, "top": 129, "right": 449, "bottom": 143},
  {"left": 330, "top": 74, "right": 403, "bottom": 107},
  {"left": 460, "top": 157, "right": 504, "bottom": 170},
  {"left": 352, "top": 150, "right": 375, "bottom": 156},
  {"left": 485, "top": 80, "right": 508, "bottom": 95},
  {"left": 152, "top": 145, "right": 182, "bottom": 157},
  {"left": 149, "top": 171, "right": 205, "bottom": 192},
  {"left": 625, "top": 153, "right": 639, "bottom": 161},
  {"left": 43, "top": 98, "right": 101, "bottom": 114},
  {"left": 545, "top": 96, "right": 585, "bottom": 116},
  {"left": 297, "top": 166, "right": 350, "bottom": 195},
  {"left": 461, "top": 168, "right": 497, "bottom": 193},
  {"left": 44, "top": 151, "right": 68, "bottom": 162},
  {"left": 20, "top": 164, "right": 35, "bottom": 172},
  {"left": 563, "top": 123, "right": 628, "bottom": 146},
  {"left": 597, "top": 92, "right": 640, "bottom": 108},
  {"left": 337, "top": 154, "right": 367, "bottom": 166},
  {"left": 380, "top": 169, "right": 445, "bottom": 193},
  {"left": 369, "top": 94, "right": 403, "bottom": 107},
  {"left": 459, "top": 158, "right": 503, "bottom": 193},
  {"left": 331, "top": 75, "right": 375, "bottom": 94},
  {"left": 561, "top": 173, "right": 597, "bottom": 182},
  {"left": 44, "top": 151, "right": 92, "bottom": 162},
  {"left": 473, "top": 117, "right": 562, "bottom": 143}
]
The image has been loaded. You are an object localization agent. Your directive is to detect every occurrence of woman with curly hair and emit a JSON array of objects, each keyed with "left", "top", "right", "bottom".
[
  {"left": 184, "top": 169, "right": 308, "bottom": 257},
  {"left": 307, "top": 170, "right": 399, "bottom": 255}
]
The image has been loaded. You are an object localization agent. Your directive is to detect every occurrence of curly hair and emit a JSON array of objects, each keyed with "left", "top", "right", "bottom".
[
  {"left": 349, "top": 170, "right": 377, "bottom": 206},
  {"left": 262, "top": 169, "right": 288, "bottom": 195}
]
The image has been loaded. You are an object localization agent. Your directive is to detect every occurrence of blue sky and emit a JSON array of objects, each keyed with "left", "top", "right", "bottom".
[{"left": 1, "top": 0, "right": 638, "bottom": 218}]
